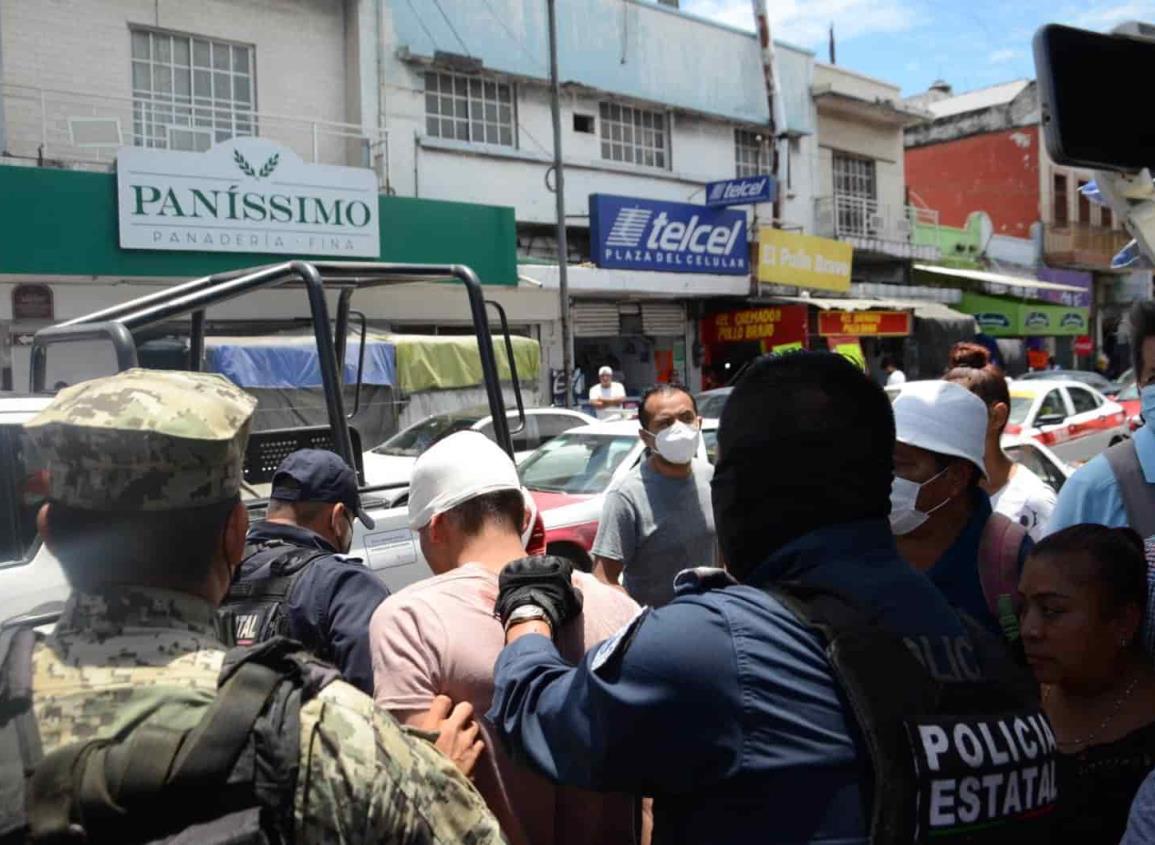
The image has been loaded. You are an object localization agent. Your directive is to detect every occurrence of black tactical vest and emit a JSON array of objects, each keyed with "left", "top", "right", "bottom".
[
  {"left": 221, "top": 542, "right": 332, "bottom": 656},
  {"left": 0, "top": 621, "right": 338, "bottom": 845},
  {"left": 768, "top": 581, "right": 1056, "bottom": 845}
]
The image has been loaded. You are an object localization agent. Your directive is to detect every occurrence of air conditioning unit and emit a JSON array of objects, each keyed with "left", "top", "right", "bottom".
[
  {"left": 895, "top": 218, "right": 912, "bottom": 236},
  {"left": 868, "top": 213, "right": 886, "bottom": 231}
]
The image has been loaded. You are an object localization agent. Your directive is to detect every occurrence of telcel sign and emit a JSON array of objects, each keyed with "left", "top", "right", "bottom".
[
  {"left": 117, "top": 139, "right": 380, "bottom": 257},
  {"left": 704, "top": 175, "right": 776, "bottom": 207},
  {"left": 589, "top": 194, "right": 748, "bottom": 275}
]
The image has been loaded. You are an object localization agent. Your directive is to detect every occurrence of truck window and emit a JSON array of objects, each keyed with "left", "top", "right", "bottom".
[{"left": 0, "top": 427, "right": 46, "bottom": 565}]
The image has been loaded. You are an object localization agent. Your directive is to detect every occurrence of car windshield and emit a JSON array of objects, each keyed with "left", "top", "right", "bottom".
[
  {"left": 696, "top": 390, "right": 730, "bottom": 419},
  {"left": 519, "top": 433, "right": 637, "bottom": 494},
  {"left": 1118, "top": 382, "right": 1139, "bottom": 401},
  {"left": 371, "top": 414, "right": 481, "bottom": 457},
  {"left": 1008, "top": 395, "right": 1035, "bottom": 426}
]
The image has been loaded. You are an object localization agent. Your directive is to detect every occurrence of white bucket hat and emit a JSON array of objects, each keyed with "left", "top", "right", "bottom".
[
  {"left": 408, "top": 431, "right": 525, "bottom": 530},
  {"left": 893, "top": 380, "right": 989, "bottom": 479}
]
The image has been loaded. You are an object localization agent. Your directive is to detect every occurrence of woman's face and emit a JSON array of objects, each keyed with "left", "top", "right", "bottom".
[{"left": 1019, "top": 552, "right": 1139, "bottom": 690}]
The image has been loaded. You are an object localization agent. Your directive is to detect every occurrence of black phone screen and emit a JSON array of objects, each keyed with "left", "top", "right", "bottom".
[{"left": 1036, "top": 24, "right": 1155, "bottom": 171}]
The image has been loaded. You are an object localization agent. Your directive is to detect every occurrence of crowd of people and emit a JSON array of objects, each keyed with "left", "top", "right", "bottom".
[{"left": 5, "top": 303, "right": 1155, "bottom": 843}]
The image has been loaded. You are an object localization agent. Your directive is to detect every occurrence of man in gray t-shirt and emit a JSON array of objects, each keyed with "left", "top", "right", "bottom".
[{"left": 592, "top": 384, "right": 717, "bottom": 607}]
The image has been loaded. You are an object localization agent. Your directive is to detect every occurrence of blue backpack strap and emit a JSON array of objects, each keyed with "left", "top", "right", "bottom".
[{"left": 1105, "top": 438, "right": 1155, "bottom": 538}]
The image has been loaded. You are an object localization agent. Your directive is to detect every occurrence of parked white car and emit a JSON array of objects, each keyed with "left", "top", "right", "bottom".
[
  {"left": 1005, "top": 379, "right": 1129, "bottom": 465},
  {"left": 0, "top": 395, "right": 70, "bottom": 623},
  {"left": 361, "top": 406, "right": 594, "bottom": 502}
]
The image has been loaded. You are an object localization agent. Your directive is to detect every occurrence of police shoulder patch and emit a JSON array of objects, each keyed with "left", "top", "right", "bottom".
[{"left": 590, "top": 606, "right": 650, "bottom": 676}]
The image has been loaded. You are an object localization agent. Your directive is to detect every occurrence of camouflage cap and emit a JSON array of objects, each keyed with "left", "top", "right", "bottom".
[{"left": 24, "top": 368, "right": 257, "bottom": 511}]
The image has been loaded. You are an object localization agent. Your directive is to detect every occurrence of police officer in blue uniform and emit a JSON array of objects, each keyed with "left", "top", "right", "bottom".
[
  {"left": 222, "top": 449, "right": 388, "bottom": 694},
  {"left": 488, "top": 353, "right": 1049, "bottom": 845}
]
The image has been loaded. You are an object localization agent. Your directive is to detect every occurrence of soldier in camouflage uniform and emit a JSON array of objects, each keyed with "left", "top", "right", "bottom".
[{"left": 18, "top": 368, "right": 504, "bottom": 844}]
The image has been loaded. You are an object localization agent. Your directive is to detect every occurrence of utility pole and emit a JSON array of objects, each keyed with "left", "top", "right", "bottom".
[
  {"left": 547, "top": 0, "right": 573, "bottom": 407},
  {"left": 751, "top": 0, "right": 783, "bottom": 226}
]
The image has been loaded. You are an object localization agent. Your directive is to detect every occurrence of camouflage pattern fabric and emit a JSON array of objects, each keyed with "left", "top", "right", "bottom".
[
  {"left": 24, "top": 368, "right": 257, "bottom": 510},
  {"left": 32, "top": 587, "right": 506, "bottom": 844}
]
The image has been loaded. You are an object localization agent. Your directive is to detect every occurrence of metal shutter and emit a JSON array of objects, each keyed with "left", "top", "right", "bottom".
[
  {"left": 642, "top": 302, "right": 685, "bottom": 337},
  {"left": 572, "top": 302, "right": 620, "bottom": 337}
]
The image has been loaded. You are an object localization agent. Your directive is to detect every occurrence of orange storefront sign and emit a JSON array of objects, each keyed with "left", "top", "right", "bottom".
[
  {"left": 700, "top": 305, "right": 808, "bottom": 346},
  {"left": 817, "top": 310, "right": 912, "bottom": 337}
]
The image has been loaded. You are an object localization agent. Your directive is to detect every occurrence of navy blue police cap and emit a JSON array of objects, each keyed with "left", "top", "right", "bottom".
[{"left": 270, "top": 448, "right": 375, "bottom": 529}]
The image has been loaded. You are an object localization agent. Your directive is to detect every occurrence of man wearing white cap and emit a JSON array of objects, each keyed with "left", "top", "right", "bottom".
[
  {"left": 369, "top": 431, "right": 641, "bottom": 845},
  {"left": 891, "top": 380, "right": 1031, "bottom": 642},
  {"left": 589, "top": 365, "right": 626, "bottom": 419}
]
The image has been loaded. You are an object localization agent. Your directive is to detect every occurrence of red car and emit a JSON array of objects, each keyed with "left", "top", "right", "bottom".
[
  {"left": 1114, "top": 381, "right": 1143, "bottom": 431},
  {"left": 518, "top": 418, "right": 717, "bottom": 569}
]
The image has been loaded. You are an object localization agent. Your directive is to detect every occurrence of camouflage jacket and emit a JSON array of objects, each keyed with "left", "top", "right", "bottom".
[{"left": 31, "top": 587, "right": 505, "bottom": 844}]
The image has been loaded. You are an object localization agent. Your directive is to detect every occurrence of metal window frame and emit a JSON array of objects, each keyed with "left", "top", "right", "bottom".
[
  {"left": 832, "top": 151, "right": 876, "bottom": 201},
  {"left": 423, "top": 69, "right": 517, "bottom": 148},
  {"left": 598, "top": 101, "right": 668, "bottom": 169},
  {"left": 129, "top": 25, "right": 256, "bottom": 151},
  {"left": 734, "top": 127, "right": 768, "bottom": 179}
]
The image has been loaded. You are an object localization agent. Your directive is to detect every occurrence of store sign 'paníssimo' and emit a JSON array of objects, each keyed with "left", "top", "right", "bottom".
[
  {"left": 117, "top": 139, "right": 380, "bottom": 257},
  {"left": 589, "top": 194, "right": 748, "bottom": 275}
]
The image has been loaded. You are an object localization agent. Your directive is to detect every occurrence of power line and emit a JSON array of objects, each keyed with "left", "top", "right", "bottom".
[
  {"left": 478, "top": 0, "right": 547, "bottom": 70},
  {"left": 430, "top": 0, "right": 473, "bottom": 56},
  {"left": 404, "top": 0, "right": 439, "bottom": 47}
]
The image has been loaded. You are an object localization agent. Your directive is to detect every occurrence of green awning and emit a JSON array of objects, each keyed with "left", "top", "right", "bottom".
[{"left": 958, "top": 292, "right": 1089, "bottom": 337}]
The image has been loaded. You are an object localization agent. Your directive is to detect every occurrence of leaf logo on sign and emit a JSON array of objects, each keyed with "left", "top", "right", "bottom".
[{"left": 233, "top": 149, "right": 280, "bottom": 180}]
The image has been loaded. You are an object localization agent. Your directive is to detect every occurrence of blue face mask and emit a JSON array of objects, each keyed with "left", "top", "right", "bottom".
[{"left": 1142, "top": 384, "right": 1155, "bottom": 423}]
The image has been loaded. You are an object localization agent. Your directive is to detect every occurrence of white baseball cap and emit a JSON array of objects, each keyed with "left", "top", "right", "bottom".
[
  {"left": 408, "top": 431, "right": 524, "bottom": 530},
  {"left": 893, "top": 380, "right": 989, "bottom": 479},
  {"left": 598, "top": 366, "right": 613, "bottom": 376}
]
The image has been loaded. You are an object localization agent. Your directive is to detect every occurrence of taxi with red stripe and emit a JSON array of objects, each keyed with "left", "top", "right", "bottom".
[{"left": 1005, "top": 378, "right": 1128, "bottom": 464}]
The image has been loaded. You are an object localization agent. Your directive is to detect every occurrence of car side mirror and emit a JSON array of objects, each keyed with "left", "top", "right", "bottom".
[{"left": 1037, "top": 413, "right": 1066, "bottom": 427}]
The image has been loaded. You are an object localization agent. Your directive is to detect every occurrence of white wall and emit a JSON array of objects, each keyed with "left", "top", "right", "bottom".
[
  {"left": 1, "top": 0, "right": 357, "bottom": 165},
  {"left": 381, "top": 53, "right": 814, "bottom": 234},
  {"left": 813, "top": 63, "right": 907, "bottom": 217}
]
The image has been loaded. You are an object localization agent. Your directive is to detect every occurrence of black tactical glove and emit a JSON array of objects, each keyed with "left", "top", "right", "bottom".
[{"left": 495, "top": 555, "right": 584, "bottom": 632}]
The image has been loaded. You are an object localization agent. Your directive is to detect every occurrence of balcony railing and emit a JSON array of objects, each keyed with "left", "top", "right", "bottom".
[
  {"left": 814, "top": 194, "right": 940, "bottom": 260},
  {"left": 1043, "top": 222, "right": 1131, "bottom": 270},
  {"left": 0, "top": 82, "right": 389, "bottom": 186}
]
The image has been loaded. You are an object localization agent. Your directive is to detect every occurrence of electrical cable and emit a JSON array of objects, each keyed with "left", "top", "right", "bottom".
[{"left": 430, "top": 0, "right": 473, "bottom": 56}]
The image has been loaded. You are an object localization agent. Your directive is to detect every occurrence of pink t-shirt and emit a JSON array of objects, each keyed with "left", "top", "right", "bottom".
[{"left": 370, "top": 564, "right": 642, "bottom": 845}]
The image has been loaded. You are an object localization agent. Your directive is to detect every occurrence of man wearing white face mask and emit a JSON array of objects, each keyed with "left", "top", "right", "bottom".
[
  {"left": 1049, "top": 301, "right": 1155, "bottom": 541},
  {"left": 892, "top": 380, "right": 1032, "bottom": 642},
  {"left": 592, "top": 384, "right": 717, "bottom": 607}
]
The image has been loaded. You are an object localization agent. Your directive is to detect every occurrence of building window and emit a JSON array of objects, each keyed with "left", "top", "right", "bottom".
[
  {"left": 424, "top": 71, "right": 515, "bottom": 147},
  {"left": 573, "top": 113, "right": 595, "bottom": 134},
  {"left": 131, "top": 28, "right": 255, "bottom": 152},
  {"left": 599, "top": 102, "right": 667, "bottom": 168},
  {"left": 1077, "top": 179, "right": 1091, "bottom": 224},
  {"left": 832, "top": 153, "right": 877, "bottom": 235},
  {"left": 1102, "top": 206, "right": 1114, "bottom": 229},
  {"left": 735, "top": 128, "right": 768, "bottom": 178},
  {"left": 833, "top": 153, "right": 876, "bottom": 200},
  {"left": 1053, "top": 173, "right": 1069, "bottom": 225}
]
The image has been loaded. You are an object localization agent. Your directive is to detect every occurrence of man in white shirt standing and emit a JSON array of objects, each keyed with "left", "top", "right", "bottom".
[
  {"left": 881, "top": 355, "right": 906, "bottom": 387},
  {"left": 588, "top": 365, "right": 627, "bottom": 419}
]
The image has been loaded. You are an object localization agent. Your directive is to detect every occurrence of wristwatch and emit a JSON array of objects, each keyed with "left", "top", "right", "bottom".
[{"left": 504, "top": 604, "right": 552, "bottom": 634}]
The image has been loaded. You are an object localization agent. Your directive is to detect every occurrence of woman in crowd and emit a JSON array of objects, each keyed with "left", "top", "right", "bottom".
[
  {"left": 1020, "top": 524, "right": 1155, "bottom": 843},
  {"left": 944, "top": 343, "right": 1056, "bottom": 540}
]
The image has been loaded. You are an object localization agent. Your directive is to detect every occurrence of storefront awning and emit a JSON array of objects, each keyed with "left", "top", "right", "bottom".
[
  {"left": 912, "top": 264, "right": 1086, "bottom": 294},
  {"left": 768, "top": 295, "right": 975, "bottom": 326}
]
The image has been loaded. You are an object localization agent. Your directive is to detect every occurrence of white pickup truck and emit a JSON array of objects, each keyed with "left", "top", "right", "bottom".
[{"left": 1, "top": 259, "right": 523, "bottom": 623}]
